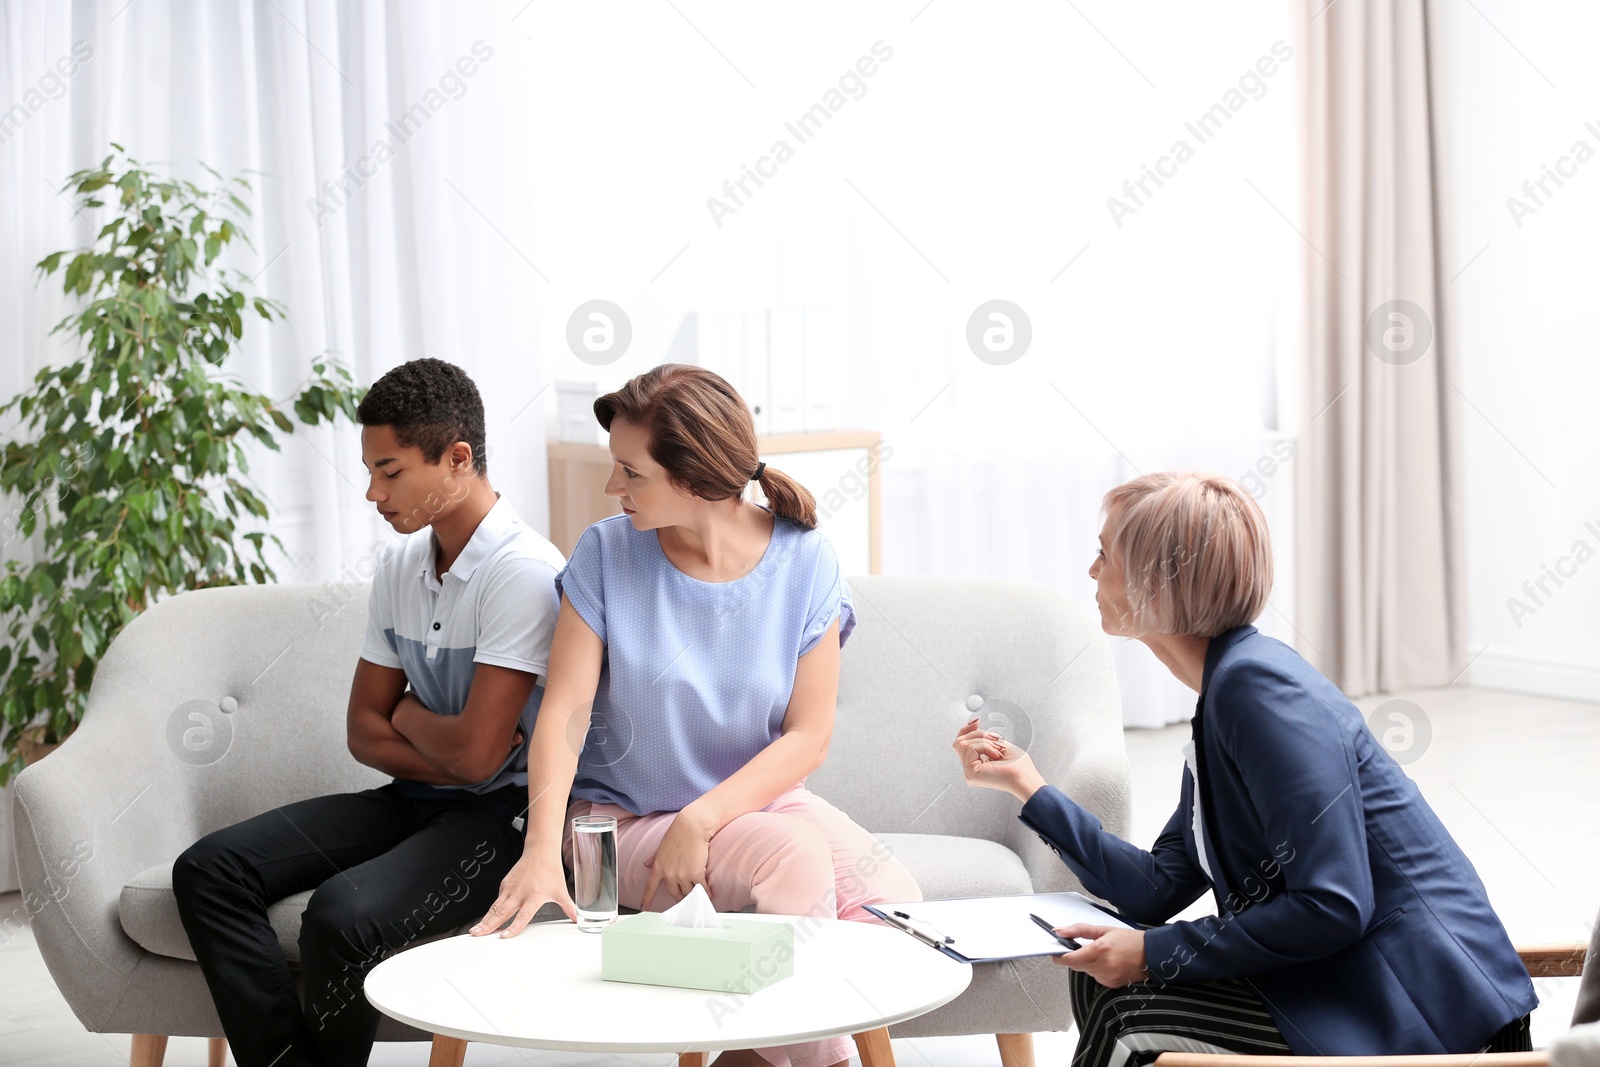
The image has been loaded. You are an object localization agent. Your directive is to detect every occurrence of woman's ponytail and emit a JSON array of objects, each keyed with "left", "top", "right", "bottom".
[{"left": 753, "top": 464, "right": 817, "bottom": 529}]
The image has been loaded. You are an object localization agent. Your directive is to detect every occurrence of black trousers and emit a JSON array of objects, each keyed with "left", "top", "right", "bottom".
[{"left": 173, "top": 784, "right": 523, "bottom": 1067}]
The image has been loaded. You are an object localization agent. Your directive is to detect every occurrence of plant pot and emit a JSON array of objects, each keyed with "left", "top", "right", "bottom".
[{"left": 18, "top": 725, "right": 62, "bottom": 766}]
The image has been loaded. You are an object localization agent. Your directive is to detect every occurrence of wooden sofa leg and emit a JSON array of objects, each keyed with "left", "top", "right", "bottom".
[
  {"left": 428, "top": 1034, "right": 469, "bottom": 1067},
  {"left": 209, "top": 1037, "right": 227, "bottom": 1067},
  {"left": 997, "top": 1032, "right": 1036, "bottom": 1067},
  {"left": 130, "top": 1035, "right": 168, "bottom": 1067},
  {"left": 678, "top": 1055, "right": 709, "bottom": 1067}
]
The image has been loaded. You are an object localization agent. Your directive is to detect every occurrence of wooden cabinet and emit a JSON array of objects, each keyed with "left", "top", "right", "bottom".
[{"left": 547, "top": 431, "right": 884, "bottom": 574}]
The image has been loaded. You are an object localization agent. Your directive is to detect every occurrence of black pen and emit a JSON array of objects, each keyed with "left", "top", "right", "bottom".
[{"left": 1030, "top": 912, "right": 1082, "bottom": 951}]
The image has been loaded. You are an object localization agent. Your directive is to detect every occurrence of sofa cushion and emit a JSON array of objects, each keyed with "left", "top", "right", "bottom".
[
  {"left": 877, "top": 833, "right": 1034, "bottom": 900},
  {"left": 120, "top": 863, "right": 308, "bottom": 962},
  {"left": 119, "top": 862, "right": 567, "bottom": 963}
]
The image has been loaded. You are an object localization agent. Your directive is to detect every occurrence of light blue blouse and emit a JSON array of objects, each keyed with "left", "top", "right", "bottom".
[{"left": 555, "top": 509, "right": 857, "bottom": 816}]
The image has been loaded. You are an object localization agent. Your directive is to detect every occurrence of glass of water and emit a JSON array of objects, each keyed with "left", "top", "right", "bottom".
[{"left": 571, "top": 814, "right": 618, "bottom": 931}]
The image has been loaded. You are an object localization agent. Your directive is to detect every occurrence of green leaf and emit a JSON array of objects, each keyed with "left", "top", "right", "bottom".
[{"left": 0, "top": 145, "right": 298, "bottom": 772}]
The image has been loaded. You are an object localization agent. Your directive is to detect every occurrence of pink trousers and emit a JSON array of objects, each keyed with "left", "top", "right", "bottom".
[{"left": 565, "top": 786, "right": 922, "bottom": 1067}]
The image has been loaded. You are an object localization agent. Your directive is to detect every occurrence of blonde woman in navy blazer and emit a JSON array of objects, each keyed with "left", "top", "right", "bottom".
[{"left": 954, "top": 472, "right": 1536, "bottom": 1067}]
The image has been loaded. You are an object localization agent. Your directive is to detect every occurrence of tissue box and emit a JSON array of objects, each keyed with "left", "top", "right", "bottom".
[{"left": 600, "top": 912, "right": 795, "bottom": 993}]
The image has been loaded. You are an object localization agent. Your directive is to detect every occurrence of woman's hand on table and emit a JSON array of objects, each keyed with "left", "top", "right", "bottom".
[
  {"left": 641, "top": 806, "right": 714, "bottom": 911},
  {"left": 1050, "top": 925, "right": 1149, "bottom": 987},
  {"left": 471, "top": 850, "right": 575, "bottom": 938},
  {"left": 952, "top": 717, "right": 1048, "bottom": 803}
]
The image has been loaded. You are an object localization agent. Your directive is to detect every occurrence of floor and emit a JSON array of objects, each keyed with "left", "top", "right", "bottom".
[{"left": 1, "top": 685, "right": 1594, "bottom": 1066}]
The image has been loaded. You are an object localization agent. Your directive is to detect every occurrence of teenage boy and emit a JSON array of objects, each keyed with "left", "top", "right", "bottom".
[{"left": 174, "top": 359, "right": 564, "bottom": 1067}]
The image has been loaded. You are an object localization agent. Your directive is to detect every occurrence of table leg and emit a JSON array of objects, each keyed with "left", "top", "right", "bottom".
[
  {"left": 428, "top": 1035, "right": 469, "bottom": 1067},
  {"left": 854, "top": 1027, "right": 895, "bottom": 1067},
  {"left": 208, "top": 1037, "right": 228, "bottom": 1067},
  {"left": 678, "top": 1054, "right": 709, "bottom": 1067}
]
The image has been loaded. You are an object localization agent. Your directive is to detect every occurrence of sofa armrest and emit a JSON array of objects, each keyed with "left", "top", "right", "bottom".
[
  {"left": 1001, "top": 632, "right": 1132, "bottom": 896},
  {"left": 11, "top": 650, "right": 214, "bottom": 1029}
]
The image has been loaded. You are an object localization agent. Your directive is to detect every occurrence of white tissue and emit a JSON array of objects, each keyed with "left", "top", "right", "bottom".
[{"left": 660, "top": 884, "right": 727, "bottom": 929}]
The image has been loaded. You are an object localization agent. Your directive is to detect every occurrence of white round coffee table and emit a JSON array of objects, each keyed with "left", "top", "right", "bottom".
[{"left": 365, "top": 916, "right": 970, "bottom": 1067}]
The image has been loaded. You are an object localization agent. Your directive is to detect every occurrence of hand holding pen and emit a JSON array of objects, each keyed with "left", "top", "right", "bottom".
[{"left": 1030, "top": 912, "right": 1083, "bottom": 952}]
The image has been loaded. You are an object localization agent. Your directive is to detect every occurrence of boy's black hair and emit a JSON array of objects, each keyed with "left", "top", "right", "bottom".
[{"left": 356, "top": 359, "right": 488, "bottom": 475}]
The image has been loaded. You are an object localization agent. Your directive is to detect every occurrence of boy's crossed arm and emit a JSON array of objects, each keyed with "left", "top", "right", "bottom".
[{"left": 347, "top": 659, "right": 535, "bottom": 786}]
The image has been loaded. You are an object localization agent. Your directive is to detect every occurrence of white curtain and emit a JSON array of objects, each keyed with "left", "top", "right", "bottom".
[
  {"left": 4, "top": 2, "right": 1304, "bottom": 776},
  {"left": 0, "top": 0, "right": 543, "bottom": 889},
  {"left": 2, "top": 0, "right": 547, "bottom": 580}
]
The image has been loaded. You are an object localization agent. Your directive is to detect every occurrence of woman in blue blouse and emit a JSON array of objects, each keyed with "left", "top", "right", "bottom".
[
  {"left": 475, "top": 364, "right": 920, "bottom": 1067},
  {"left": 955, "top": 471, "right": 1535, "bottom": 1067}
]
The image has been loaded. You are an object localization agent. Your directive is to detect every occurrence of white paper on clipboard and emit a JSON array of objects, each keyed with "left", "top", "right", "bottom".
[{"left": 869, "top": 891, "right": 1136, "bottom": 963}]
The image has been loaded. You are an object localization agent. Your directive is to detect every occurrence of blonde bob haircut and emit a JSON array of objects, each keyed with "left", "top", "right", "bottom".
[{"left": 1101, "top": 471, "right": 1273, "bottom": 638}]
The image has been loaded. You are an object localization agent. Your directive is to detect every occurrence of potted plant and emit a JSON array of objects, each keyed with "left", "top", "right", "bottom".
[{"left": 0, "top": 145, "right": 365, "bottom": 783}]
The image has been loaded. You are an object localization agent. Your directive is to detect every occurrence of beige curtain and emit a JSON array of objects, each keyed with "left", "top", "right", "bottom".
[{"left": 1295, "top": 0, "right": 1466, "bottom": 695}]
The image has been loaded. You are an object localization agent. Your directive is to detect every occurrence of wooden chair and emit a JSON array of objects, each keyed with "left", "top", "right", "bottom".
[{"left": 1153, "top": 944, "right": 1593, "bottom": 1067}]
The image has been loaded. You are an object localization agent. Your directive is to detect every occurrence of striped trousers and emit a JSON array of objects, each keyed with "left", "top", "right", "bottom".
[{"left": 1068, "top": 970, "right": 1533, "bottom": 1067}]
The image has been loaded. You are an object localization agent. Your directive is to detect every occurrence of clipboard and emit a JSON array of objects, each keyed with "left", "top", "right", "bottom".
[{"left": 865, "top": 891, "right": 1136, "bottom": 964}]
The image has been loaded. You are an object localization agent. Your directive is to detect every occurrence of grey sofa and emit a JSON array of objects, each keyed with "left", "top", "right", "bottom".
[{"left": 14, "top": 576, "right": 1129, "bottom": 1065}]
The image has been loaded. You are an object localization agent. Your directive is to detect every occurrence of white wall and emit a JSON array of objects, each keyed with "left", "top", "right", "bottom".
[
  {"left": 511, "top": 0, "right": 1303, "bottom": 724},
  {"left": 1440, "top": 1, "right": 1600, "bottom": 701}
]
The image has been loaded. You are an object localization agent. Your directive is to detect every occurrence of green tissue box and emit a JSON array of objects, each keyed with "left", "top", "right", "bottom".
[{"left": 600, "top": 912, "right": 795, "bottom": 993}]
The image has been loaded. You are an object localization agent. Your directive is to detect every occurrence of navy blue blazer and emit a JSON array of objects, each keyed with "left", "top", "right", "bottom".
[{"left": 1020, "top": 625, "right": 1536, "bottom": 1056}]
